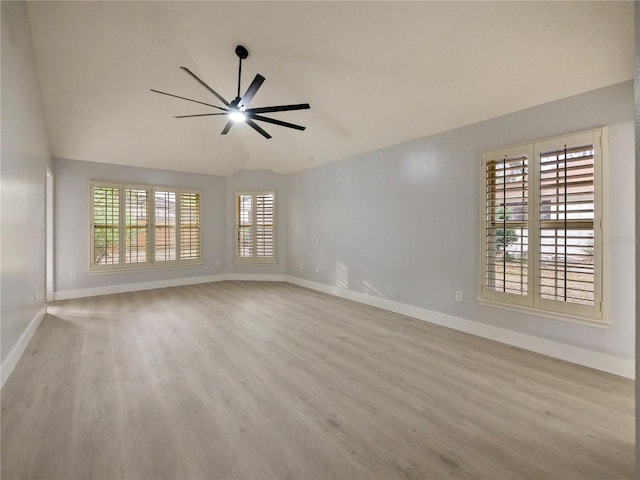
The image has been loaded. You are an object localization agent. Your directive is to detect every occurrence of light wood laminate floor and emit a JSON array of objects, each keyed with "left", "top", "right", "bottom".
[{"left": 1, "top": 281, "right": 634, "bottom": 479}]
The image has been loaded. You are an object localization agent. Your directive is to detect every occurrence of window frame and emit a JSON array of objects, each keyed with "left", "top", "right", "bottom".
[
  {"left": 234, "top": 190, "right": 278, "bottom": 264},
  {"left": 479, "top": 128, "right": 607, "bottom": 325},
  {"left": 89, "top": 180, "right": 203, "bottom": 272}
]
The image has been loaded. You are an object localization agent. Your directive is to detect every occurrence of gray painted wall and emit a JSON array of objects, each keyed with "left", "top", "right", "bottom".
[
  {"left": 54, "top": 158, "right": 226, "bottom": 292},
  {"left": 286, "top": 81, "right": 635, "bottom": 360},
  {"left": 1, "top": 1, "right": 52, "bottom": 366}
]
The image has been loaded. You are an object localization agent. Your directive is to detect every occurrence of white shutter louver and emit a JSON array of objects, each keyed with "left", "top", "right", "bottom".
[
  {"left": 485, "top": 154, "right": 529, "bottom": 296},
  {"left": 154, "top": 190, "right": 177, "bottom": 262},
  {"left": 124, "top": 188, "right": 149, "bottom": 264},
  {"left": 538, "top": 143, "right": 595, "bottom": 306},
  {"left": 236, "top": 191, "right": 277, "bottom": 263},
  {"left": 256, "top": 193, "right": 275, "bottom": 258},
  {"left": 180, "top": 192, "right": 201, "bottom": 261},
  {"left": 92, "top": 185, "right": 120, "bottom": 266},
  {"left": 237, "top": 194, "right": 253, "bottom": 258}
]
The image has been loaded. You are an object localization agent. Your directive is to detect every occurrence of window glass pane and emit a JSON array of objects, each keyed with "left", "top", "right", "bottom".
[
  {"left": 93, "top": 186, "right": 120, "bottom": 265},
  {"left": 125, "top": 188, "right": 148, "bottom": 264},
  {"left": 180, "top": 192, "right": 201, "bottom": 260},
  {"left": 155, "top": 190, "right": 176, "bottom": 262}
]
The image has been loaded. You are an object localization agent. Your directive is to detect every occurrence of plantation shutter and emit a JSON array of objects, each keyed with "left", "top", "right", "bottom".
[
  {"left": 538, "top": 145, "right": 594, "bottom": 305},
  {"left": 90, "top": 182, "right": 202, "bottom": 271},
  {"left": 124, "top": 188, "right": 149, "bottom": 265},
  {"left": 179, "top": 191, "right": 201, "bottom": 261},
  {"left": 482, "top": 145, "right": 532, "bottom": 306},
  {"left": 92, "top": 184, "right": 120, "bottom": 267},
  {"left": 534, "top": 131, "right": 602, "bottom": 319},
  {"left": 481, "top": 128, "right": 604, "bottom": 323},
  {"left": 237, "top": 194, "right": 253, "bottom": 258},
  {"left": 235, "top": 191, "right": 277, "bottom": 263},
  {"left": 256, "top": 193, "right": 275, "bottom": 258},
  {"left": 155, "top": 190, "right": 177, "bottom": 262}
]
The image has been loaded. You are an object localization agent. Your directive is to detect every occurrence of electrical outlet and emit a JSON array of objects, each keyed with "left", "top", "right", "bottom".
[
  {"left": 455, "top": 291, "right": 463, "bottom": 302},
  {"left": 315, "top": 266, "right": 320, "bottom": 273},
  {"left": 214, "top": 259, "right": 221, "bottom": 267},
  {"left": 69, "top": 271, "right": 77, "bottom": 279},
  {"left": 315, "top": 237, "right": 320, "bottom": 245}
]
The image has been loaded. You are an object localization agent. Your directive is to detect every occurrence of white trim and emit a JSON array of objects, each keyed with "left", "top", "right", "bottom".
[
  {"left": 1, "top": 306, "right": 46, "bottom": 389},
  {"left": 477, "top": 298, "right": 610, "bottom": 329},
  {"left": 87, "top": 262, "right": 205, "bottom": 275},
  {"left": 285, "top": 275, "right": 634, "bottom": 379},
  {"left": 46, "top": 167, "right": 55, "bottom": 302}
]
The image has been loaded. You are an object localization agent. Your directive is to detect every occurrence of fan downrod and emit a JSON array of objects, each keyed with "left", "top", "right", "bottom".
[{"left": 235, "top": 45, "right": 249, "bottom": 60}]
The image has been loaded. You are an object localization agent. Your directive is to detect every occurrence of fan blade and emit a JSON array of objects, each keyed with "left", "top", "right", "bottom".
[
  {"left": 239, "top": 74, "right": 265, "bottom": 108},
  {"left": 180, "top": 67, "right": 230, "bottom": 107},
  {"left": 150, "top": 89, "right": 228, "bottom": 111},
  {"left": 246, "top": 103, "right": 310, "bottom": 114},
  {"left": 174, "top": 113, "right": 228, "bottom": 118},
  {"left": 251, "top": 114, "right": 306, "bottom": 131},
  {"left": 221, "top": 120, "right": 234, "bottom": 135},
  {"left": 246, "top": 119, "right": 272, "bottom": 139}
]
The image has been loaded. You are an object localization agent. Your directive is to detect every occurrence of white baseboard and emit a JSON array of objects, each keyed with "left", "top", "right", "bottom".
[
  {"left": 54, "top": 273, "right": 288, "bottom": 301},
  {"left": 285, "top": 275, "right": 635, "bottom": 379},
  {"left": 1, "top": 305, "right": 46, "bottom": 389},
  {"left": 54, "top": 274, "right": 228, "bottom": 300},
  {"left": 225, "top": 274, "right": 287, "bottom": 282}
]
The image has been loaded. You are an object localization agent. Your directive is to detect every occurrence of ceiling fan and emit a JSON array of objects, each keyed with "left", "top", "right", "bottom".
[{"left": 151, "top": 45, "right": 310, "bottom": 139}]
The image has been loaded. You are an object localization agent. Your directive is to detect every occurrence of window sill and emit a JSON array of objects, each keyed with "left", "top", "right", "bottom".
[
  {"left": 89, "top": 262, "right": 204, "bottom": 274},
  {"left": 477, "top": 297, "right": 609, "bottom": 329},
  {"left": 233, "top": 259, "right": 279, "bottom": 265}
]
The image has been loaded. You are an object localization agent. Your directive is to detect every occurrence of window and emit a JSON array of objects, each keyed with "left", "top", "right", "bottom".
[
  {"left": 92, "top": 185, "right": 121, "bottom": 267},
  {"left": 91, "top": 181, "right": 201, "bottom": 271},
  {"left": 480, "top": 128, "right": 605, "bottom": 323},
  {"left": 179, "top": 192, "right": 201, "bottom": 261},
  {"left": 125, "top": 188, "right": 148, "bottom": 264},
  {"left": 154, "top": 190, "right": 176, "bottom": 263},
  {"left": 235, "top": 191, "right": 277, "bottom": 263}
]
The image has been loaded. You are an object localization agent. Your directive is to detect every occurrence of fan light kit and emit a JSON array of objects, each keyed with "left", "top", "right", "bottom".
[
  {"left": 229, "top": 110, "right": 246, "bottom": 123},
  {"left": 151, "top": 45, "right": 310, "bottom": 139}
]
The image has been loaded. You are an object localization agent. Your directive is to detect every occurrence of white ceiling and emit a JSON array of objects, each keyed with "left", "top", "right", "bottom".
[{"left": 27, "top": 1, "right": 633, "bottom": 176}]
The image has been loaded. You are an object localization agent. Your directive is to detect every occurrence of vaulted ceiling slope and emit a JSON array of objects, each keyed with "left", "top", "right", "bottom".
[{"left": 27, "top": 1, "right": 633, "bottom": 176}]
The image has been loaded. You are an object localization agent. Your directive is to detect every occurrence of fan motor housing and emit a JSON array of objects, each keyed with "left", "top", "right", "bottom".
[{"left": 235, "top": 45, "right": 248, "bottom": 59}]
